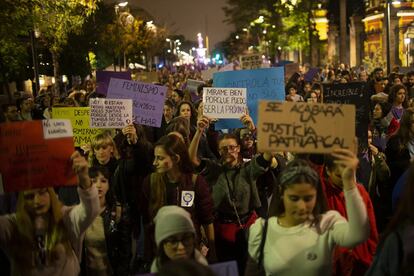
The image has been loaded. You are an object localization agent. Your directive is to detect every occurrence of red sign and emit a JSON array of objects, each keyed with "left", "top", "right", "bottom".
[{"left": 0, "top": 120, "right": 76, "bottom": 192}]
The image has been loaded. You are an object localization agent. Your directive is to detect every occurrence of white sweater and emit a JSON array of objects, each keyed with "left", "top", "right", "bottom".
[{"left": 248, "top": 188, "right": 369, "bottom": 276}]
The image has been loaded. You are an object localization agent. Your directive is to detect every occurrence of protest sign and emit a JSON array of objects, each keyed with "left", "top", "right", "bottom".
[
  {"left": 304, "top": 68, "right": 319, "bottom": 82},
  {"left": 107, "top": 78, "right": 167, "bottom": 128},
  {"left": 240, "top": 54, "right": 263, "bottom": 70},
  {"left": 201, "top": 67, "right": 219, "bottom": 81},
  {"left": 187, "top": 79, "right": 205, "bottom": 93},
  {"left": 257, "top": 101, "right": 355, "bottom": 154},
  {"left": 213, "top": 67, "right": 285, "bottom": 129},
  {"left": 96, "top": 71, "right": 131, "bottom": 95},
  {"left": 52, "top": 107, "right": 100, "bottom": 147},
  {"left": 202, "top": 88, "right": 247, "bottom": 119},
  {"left": 322, "top": 82, "right": 370, "bottom": 149},
  {"left": 219, "top": 63, "right": 235, "bottom": 72},
  {"left": 89, "top": 98, "right": 133, "bottom": 128},
  {"left": 0, "top": 120, "right": 76, "bottom": 192}
]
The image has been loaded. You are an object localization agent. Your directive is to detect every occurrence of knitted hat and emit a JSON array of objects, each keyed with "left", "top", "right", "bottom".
[{"left": 154, "top": 206, "right": 195, "bottom": 247}]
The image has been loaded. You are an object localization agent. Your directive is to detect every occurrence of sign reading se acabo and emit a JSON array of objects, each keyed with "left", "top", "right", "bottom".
[
  {"left": 89, "top": 98, "right": 133, "bottom": 129},
  {"left": 202, "top": 88, "right": 247, "bottom": 119},
  {"left": 257, "top": 101, "right": 355, "bottom": 154}
]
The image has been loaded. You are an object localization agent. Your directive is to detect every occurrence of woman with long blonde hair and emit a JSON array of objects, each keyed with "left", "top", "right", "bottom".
[{"left": 0, "top": 151, "right": 100, "bottom": 275}]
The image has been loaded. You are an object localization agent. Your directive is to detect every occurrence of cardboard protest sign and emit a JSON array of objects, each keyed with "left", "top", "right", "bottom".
[
  {"left": 0, "top": 120, "right": 76, "bottom": 192},
  {"left": 257, "top": 101, "right": 355, "bottom": 154},
  {"left": 107, "top": 78, "right": 167, "bottom": 128},
  {"left": 186, "top": 79, "right": 205, "bottom": 93},
  {"left": 322, "top": 82, "right": 370, "bottom": 149},
  {"left": 89, "top": 98, "right": 133, "bottom": 128},
  {"left": 213, "top": 67, "right": 285, "bottom": 129},
  {"left": 240, "top": 54, "right": 263, "bottom": 70},
  {"left": 202, "top": 88, "right": 247, "bottom": 119},
  {"left": 96, "top": 71, "right": 131, "bottom": 95},
  {"left": 52, "top": 107, "right": 100, "bottom": 147},
  {"left": 201, "top": 67, "right": 219, "bottom": 81}
]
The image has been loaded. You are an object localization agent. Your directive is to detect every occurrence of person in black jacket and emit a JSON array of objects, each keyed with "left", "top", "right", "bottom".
[{"left": 83, "top": 166, "right": 131, "bottom": 276}]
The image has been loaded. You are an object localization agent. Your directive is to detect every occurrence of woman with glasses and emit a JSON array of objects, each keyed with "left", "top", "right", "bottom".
[
  {"left": 151, "top": 206, "right": 208, "bottom": 273},
  {"left": 189, "top": 114, "right": 276, "bottom": 275}
]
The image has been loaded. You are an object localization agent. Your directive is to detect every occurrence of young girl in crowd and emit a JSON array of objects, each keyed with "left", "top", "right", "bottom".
[
  {"left": 247, "top": 148, "right": 369, "bottom": 276},
  {"left": 141, "top": 134, "right": 215, "bottom": 264},
  {"left": 83, "top": 166, "right": 131, "bottom": 276},
  {"left": 151, "top": 206, "right": 208, "bottom": 273},
  {"left": 89, "top": 131, "right": 119, "bottom": 176},
  {"left": 0, "top": 151, "right": 100, "bottom": 275}
]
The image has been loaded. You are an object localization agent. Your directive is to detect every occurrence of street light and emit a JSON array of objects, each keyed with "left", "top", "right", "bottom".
[
  {"left": 118, "top": 1, "right": 128, "bottom": 7},
  {"left": 405, "top": 37, "right": 411, "bottom": 66}
]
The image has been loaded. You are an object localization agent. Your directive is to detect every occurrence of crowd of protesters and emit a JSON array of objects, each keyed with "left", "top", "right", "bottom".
[{"left": 0, "top": 62, "right": 414, "bottom": 276}]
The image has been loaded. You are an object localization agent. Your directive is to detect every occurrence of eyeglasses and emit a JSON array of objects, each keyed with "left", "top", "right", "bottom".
[
  {"left": 219, "top": 145, "right": 238, "bottom": 153},
  {"left": 241, "top": 134, "right": 253, "bottom": 140},
  {"left": 164, "top": 234, "right": 194, "bottom": 249}
]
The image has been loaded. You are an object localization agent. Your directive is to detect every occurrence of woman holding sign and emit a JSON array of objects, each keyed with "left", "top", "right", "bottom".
[
  {"left": 141, "top": 134, "right": 216, "bottom": 266},
  {"left": 246, "top": 147, "right": 369, "bottom": 276},
  {"left": 0, "top": 151, "right": 100, "bottom": 275}
]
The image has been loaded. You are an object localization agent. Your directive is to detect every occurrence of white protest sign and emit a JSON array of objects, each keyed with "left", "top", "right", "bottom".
[
  {"left": 201, "top": 67, "right": 219, "bottom": 81},
  {"left": 187, "top": 79, "right": 205, "bottom": 93},
  {"left": 42, "top": 119, "right": 73, "bottom": 139},
  {"left": 89, "top": 98, "right": 133, "bottom": 128},
  {"left": 202, "top": 87, "right": 247, "bottom": 119},
  {"left": 240, "top": 54, "right": 263, "bottom": 70}
]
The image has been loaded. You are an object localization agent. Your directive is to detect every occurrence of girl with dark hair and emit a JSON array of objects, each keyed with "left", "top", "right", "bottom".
[
  {"left": 386, "top": 84, "right": 409, "bottom": 127},
  {"left": 141, "top": 134, "right": 215, "bottom": 267},
  {"left": 175, "top": 101, "right": 198, "bottom": 128},
  {"left": 83, "top": 166, "right": 131, "bottom": 276},
  {"left": 385, "top": 108, "right": 414, "bottom": 189},
  {"left": 151, "top": 206, "right": 208, "bottom": 273},
  {"left": 371, "top": 101, "right": 393, "bottom": 151},
  {"left": 247, "top": 148, "right": 369, "bottom": 276},
  {"left": 366, "top": 162, "right": 414, "bottom": 275}
]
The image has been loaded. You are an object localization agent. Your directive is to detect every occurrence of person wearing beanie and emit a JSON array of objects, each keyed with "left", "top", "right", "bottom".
[{"left": 151, "top": 206, "right": 208, "bottom": 273}]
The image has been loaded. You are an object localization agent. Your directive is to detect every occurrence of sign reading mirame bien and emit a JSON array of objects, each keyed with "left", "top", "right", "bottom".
[
  {"left": 202, "top": 88, "right": 247, "bottom": 119},
  {"left": 257, "top": 101, "right": 355, "bottom": 154},
  {"left": 89, "top": 98, "right": 133, "bottom": 129}
]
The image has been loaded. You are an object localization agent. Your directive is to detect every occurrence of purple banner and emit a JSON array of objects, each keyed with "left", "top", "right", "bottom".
[
  {"left": 106, "top": 78, "right": 167, "bottom": 128},
  {"left": 96, "top": 71, "right": 131, "bottom": 95}
]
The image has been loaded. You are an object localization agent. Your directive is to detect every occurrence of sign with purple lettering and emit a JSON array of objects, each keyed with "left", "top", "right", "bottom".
[
  {"left": 107, "top": 78, "right": 167, "bottom": 127},
  {"left": 96, "top": 71, "right": 131, "bottom": 95}
]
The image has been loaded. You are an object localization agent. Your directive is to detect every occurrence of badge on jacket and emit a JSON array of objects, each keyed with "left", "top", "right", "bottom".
[{"left": 181, "top": 191, "right": 195, "bottom": 207}]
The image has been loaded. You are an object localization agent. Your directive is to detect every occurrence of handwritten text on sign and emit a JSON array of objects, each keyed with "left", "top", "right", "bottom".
[
  {"left": 52, "top": 107, "right": 100, "bottom": 147},
  {"left": 257, "top": 101, "right": 355, "bottom": 153},
  {"left": 203, "top": 88, "right": 247, "bottom": 119},
  {"left": 240, "top": 54, "right": 262, "bottom": 70},
  {"left": 107, "top": 78, "right": 167, "bottom": 128},
  {"left": 0, "top": 120, "right": 76, "bottom": 192},
  {"left": 89, "top": 98, "right": 133, "bottom": 129}
]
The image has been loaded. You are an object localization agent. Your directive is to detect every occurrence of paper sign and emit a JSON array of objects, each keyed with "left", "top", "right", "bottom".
[
  {"left": 43, "top": 119, "right": 73, "bottom": 139},
  {"left": 96, "top": 71, "right": 131, "bottom": 95},
  {"left": 203, "top": 88, "right": 247, "bottom": 119},
  {"left": 240, "top": 54, "right": 263, "bottom": 70},
  {"left": 257, "top": 101, "right": 355, "bottom": 154},
  {"left": 89, "top": 98, "right": 133, "bottom": 129},
  {"left": 213, "top": 67, "right": 285, "bottom": 129},
  {"left": 0, "top": 120, "right": 76, "bottom": 192},
  {"left": 52, "top": 107, "right": 100, "bottom": 147},
  {"left": 187, "top": 79, "right": 205, "bottom": 93},
  {"left": 201, "top": 67, "right": 219, "bottom": 81},
  {"left": 107, "top": 78, "right": 167, "bottom": 128},
  {"left": 322, "top": 82, "right": 370, "bottom": 149}
]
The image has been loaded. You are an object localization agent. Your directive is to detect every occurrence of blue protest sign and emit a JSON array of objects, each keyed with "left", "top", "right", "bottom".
[{"left": 212, "top": 67, "right": 285, "bottom": 129}]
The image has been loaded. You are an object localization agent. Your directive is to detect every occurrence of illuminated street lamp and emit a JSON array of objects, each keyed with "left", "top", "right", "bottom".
[{"left": 405, "top": 37, "right": 411, "bottom": 66}]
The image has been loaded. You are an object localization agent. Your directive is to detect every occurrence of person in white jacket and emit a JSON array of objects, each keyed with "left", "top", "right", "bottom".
[
  {"left": 247, "top": 148, "right": 370, "bottom": 276},
  {"left": 0, "top": 151, "right": 100, "bottom": 276}
]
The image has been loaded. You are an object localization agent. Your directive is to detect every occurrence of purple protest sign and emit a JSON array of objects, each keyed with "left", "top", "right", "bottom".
[
  {"left": 96, "top": 71, "right": 131, "bottom": 95},
  {"left": 304, "top": 68, "right": 319, "bottom": 82},
  {"left": 106, "top": 78, "right": 167, "bottom": 128}
]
